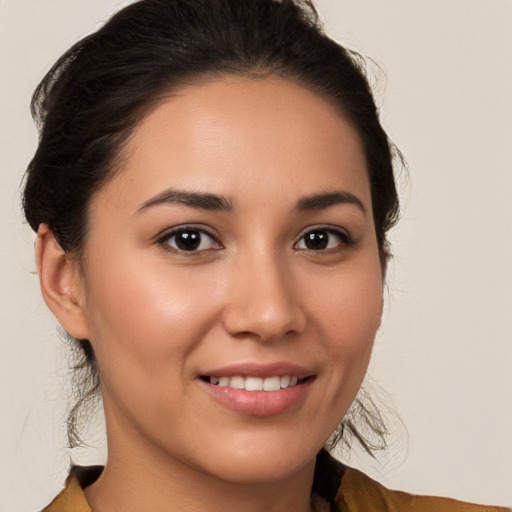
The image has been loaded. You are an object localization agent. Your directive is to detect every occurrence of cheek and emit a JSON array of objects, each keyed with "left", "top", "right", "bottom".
[
  {"left": 309, "top": 258, "right": 383, "bottom": 389},
  {"left": 313, "top": 259, "right": 382, "bottom": 341},
  {"left": 81, "top": 250, "right": 221, "bottom": 378},
  {"left": 79, "top": 253, "right": 226, "bottom": 435}
]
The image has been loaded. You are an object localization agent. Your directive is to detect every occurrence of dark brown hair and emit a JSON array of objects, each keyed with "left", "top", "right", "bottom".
[{"left": 23, "top": 0, "right": 400, "bottom": 451}]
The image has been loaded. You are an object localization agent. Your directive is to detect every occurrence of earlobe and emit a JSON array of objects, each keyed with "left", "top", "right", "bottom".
[{"left": 35, "top": 224, "right": 90, "bottom": 340}]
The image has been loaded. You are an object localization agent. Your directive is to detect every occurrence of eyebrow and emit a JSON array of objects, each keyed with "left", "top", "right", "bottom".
[
  {"left": 295, "top": 191, "right": 367, "bottom": 215},
  {"left": 136, "top": 188, "right": 234, "bottom": 214},
  {"left": 136, "top": 188, "right": 365, "bottom": 216}
]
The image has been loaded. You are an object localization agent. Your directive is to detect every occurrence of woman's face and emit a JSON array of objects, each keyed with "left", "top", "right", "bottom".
[{"left": 73, "top": 76, "right": 383, "bottom": 483}]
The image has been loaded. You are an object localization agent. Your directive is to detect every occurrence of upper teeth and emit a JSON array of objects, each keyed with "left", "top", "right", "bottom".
[{"left": 209, "top": 375, "right": 299, "bottom": 391}]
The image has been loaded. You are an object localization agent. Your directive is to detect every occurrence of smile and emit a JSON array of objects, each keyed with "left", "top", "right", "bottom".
[
  {"left": 201, "top": 376, "right": 313, "bottom": 416},
  {"left": 199, "top": 363, "right": 314, "bottom": 415},
  {"left": 206, "top": 375, "right": 302, "bottom": 391}
]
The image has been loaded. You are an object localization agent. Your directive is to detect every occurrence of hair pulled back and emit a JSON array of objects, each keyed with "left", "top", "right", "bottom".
[{"left": 23, "top": 0, "right": 400, "bottom": 451}]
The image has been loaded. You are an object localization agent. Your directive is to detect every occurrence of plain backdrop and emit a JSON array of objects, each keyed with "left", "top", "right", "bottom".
[{"left": 1, "top": 0, "right": 511, "bottom": 510}]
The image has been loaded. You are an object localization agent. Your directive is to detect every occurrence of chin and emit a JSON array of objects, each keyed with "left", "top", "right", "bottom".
[
  {"left": 208, "top": 452, "right": 316, "bottom": 485},
  {"left": 189, "top": 429, "right": 325, "bottom": 485}
]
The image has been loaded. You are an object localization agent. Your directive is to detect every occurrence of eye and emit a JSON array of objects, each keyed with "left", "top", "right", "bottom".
[
  {"left": 159, "top": 227, "right": 220, "bottom": 252},
  {"left": 295, "top": 227, "right": 352, "bottom": 251}
]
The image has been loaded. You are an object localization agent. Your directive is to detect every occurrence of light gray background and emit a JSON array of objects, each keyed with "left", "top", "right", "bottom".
[{"left": 1, "top": 0, "right": 511, "bottom": 510}]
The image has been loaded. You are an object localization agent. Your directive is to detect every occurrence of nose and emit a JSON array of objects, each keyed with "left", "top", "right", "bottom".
[{"left": 221, "top": 251, "right": 306, "bottom": 342}]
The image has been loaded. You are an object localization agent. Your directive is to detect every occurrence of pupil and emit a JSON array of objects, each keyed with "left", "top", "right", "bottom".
[
  {"left": 176, "top": 230, "right": 201, "bottom": 251},
  {"left": 305, "top": 231, "right": 328, "bottom": 250}
]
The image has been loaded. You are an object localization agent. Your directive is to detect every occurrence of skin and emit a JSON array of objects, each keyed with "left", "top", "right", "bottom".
[{"left": 37, "top": 76, "right": 384, "bottom": 512}]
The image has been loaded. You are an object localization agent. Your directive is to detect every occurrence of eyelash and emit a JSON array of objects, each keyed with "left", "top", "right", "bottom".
[
  {"left": 294, "top": 226, "right": 355, "bottom": 253},
  {"left": 156, "top": 226, "right": 222, "bottom": 255},
  {"left": 156, "top": 225, "right": 354, "bottom": 254}
]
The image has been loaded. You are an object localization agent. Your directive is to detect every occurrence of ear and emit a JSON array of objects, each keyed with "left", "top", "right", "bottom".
[{"left": 35, "top": 224, "right": 90, "bottom": 340}]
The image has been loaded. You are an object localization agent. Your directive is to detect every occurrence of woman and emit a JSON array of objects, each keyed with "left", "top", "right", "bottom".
[{"left": 19, "top": 0, "right": 510, "bottom": 510}]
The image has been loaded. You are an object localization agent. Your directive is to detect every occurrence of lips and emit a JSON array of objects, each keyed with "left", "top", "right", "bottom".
[{"left": 199, "top": 362, "right": 314, "bottom": 416}]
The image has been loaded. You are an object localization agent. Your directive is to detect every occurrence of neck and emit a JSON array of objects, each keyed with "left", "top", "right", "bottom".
[{"left": 84, "top": 414, "right": 316, "bottom": 512}]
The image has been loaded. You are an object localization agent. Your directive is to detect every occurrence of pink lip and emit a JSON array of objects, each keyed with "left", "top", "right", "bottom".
[
  {"left": 200, "top": 361, "right": 311, "bottom": 379},
  {"left": 198, "top": 362, "right": 315, "bottom": 417}
]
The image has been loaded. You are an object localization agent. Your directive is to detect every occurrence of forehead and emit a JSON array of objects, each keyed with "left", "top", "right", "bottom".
[{"left": 96, "top": 75, "right": 370, "bottom": 214}]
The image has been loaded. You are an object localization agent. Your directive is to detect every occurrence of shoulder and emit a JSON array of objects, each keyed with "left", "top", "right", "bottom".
[
  {"left": 313, "top": 449, "right": 509, "bottom": 512},
  {"left": 41, "top": 466, "right": 102, "bottom": 512},
  {"left": 336, "top": 465, "right": 511, "bottom": 512}
]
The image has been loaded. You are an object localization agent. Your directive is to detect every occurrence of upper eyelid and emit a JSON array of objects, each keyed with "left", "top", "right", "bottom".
[
  {"left": 155, "top": 224, "right": 220, "bottom": 243},
  {"left": 294, "top": 225, "right": 355, "bottom": 250},
  {"left": 156, "top": 226, "right": 223, "bottom": 255},
  {"left": 153, "top": 223, "right": 352, "bottom": 247},
  {"left": 295, "top": 224, "right": 351, "bottom": 240}
]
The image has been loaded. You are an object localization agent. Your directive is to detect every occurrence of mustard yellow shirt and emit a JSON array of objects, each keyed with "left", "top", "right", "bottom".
[{"left": 42, "top": 452, "right": 511, "bottom": 512}]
